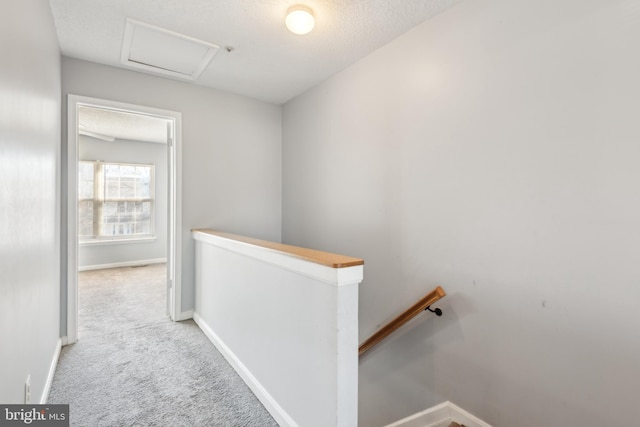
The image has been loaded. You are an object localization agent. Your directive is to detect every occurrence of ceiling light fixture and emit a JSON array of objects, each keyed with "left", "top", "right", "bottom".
[{"left": 286, "top": 6, "right": 315, "bottom": 35}]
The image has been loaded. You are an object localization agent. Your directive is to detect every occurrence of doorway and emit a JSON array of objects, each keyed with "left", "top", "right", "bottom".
[{"left": 66, "top": 95, "right": 182, "bottom": 344}]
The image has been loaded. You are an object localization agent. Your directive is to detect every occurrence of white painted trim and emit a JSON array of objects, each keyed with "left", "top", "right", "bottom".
[
  {"left": 192, "top": 230, "right": 363, "bottom": 287},
  {"left": 41, "top": 339, "right": 62, "bottom": 404},
  {"left": 447, "top": 401, "right": 493, "bottom": 427},
  {"left": 193, "top": 312, "right": 299, "bottom": 427},
  {"left": 385, "top": 401, "right": 450, "bottom": 427},
  {"left": 385, "top": 401, "right": 492, "bottom": 427},
  {"left": 78, "top": 258, "right": 167, "bottom": 272},
  {"left": 169, "top": 115, "right": 183, "bottom": 321},
  {"left": 79, "top": 236, "right": 158, "bottom": 246},
  {"left": 67, "top": 96, "right": 79, "bottom": 345},
  {"left": 66, "top": 95, "right": 183, "bottom": 343}
]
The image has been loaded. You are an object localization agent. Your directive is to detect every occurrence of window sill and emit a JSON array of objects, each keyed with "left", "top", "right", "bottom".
[{"left": 79, "top": 236, "right": 157, "bottom": 246}]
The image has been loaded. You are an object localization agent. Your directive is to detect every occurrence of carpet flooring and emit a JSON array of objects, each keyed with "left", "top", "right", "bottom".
[
  {"left": 77, "top": 264, "right": 167, "bottom": 339},
  {"left": 49, "top": 264, "right": 278, "bottom": 427}
]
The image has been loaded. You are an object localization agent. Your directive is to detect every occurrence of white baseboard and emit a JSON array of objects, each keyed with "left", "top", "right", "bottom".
[
  {"left": 41, "top": 338, "right": 62, "bottom": 404},
  {"left": 193, "top": 312, "right": 298, "bottom": 427},
  {"left": 78, "top": 258, "right": 167, "bottom": 271},
  {"left": 385, "top": 401, "right": 492, "bottom": 427}
]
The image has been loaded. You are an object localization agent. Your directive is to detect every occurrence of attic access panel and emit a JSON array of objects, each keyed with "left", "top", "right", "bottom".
[{"left": 121, "top": 18, "right": 219, "bottom": 80}]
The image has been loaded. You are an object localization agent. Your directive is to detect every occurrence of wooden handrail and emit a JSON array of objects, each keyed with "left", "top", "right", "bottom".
[{"left": 359, "top": 286, "right": 446, "bottom": 356}]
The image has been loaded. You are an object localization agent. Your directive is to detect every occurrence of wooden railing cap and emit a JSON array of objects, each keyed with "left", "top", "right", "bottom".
[{"left": 192, "top": 228, "right": 364, "bottom": 269}]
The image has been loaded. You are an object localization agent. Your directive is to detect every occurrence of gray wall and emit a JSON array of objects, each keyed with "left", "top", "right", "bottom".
[
  {"left": 0, "top": 0, "right": 61, "bottom": 403},
  {"left": 62, "top": 57, "right": 282, "bottom": 327},
  {"left": 78, "top": 135, "right": 168, "bottom": 268},
  {"left": 282, "top": 0, "right": 640, "bottom": 426}
]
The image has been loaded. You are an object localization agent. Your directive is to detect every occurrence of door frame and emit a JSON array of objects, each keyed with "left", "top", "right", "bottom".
[{"left": 65, "top": 94, "right": 183, "bottom": 344}]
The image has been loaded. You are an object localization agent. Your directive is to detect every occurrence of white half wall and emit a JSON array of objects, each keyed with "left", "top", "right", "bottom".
[
  {"left": 193, "top": 230, "right": 362, "bottom": 427},
  {"left": 60, "top": 57, "right": 282, "bottom": 334},
  {"left": 282, "top": 0, "right": 640, "bottom": 426},
  {"left": 0, "top": 0, "right": 61, "bottom": 404},
  {"left": 78, "top": 135, "right": 168, "bottom": 269}
]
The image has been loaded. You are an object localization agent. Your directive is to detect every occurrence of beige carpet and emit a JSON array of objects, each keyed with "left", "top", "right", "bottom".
[
  {"left": 77, "top": 264, "right": 167, "bottom": 339},
  {"left": 49, "top": 264, "right": 277, "bottom": 426}
]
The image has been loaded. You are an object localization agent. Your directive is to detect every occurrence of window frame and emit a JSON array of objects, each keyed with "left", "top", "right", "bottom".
[{"left": 78, "top": 160, "right": 156, "bottom": 244}]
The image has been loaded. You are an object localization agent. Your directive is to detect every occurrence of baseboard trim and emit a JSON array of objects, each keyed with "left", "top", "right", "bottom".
[
  {"left": 41, "top": 338, "right": 62, "bottom": 404},
  {"left": 78, "top": 258, "right": 167, "bottom": 272},
  {"left": 193, "top": 312, "right": 298, "bottom": 427},
  {"left": 385, "top": 401, "right": 492, "bottom": 427}
]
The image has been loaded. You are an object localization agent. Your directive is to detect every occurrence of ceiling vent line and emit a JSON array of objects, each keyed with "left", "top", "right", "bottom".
[{"left": 120, "top": 18, "right": 219, "bottom": 81}]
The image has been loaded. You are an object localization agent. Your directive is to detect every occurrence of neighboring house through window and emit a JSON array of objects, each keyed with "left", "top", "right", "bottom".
[{"left": 79, "top": 161, "right": 154, "bottom": 241}]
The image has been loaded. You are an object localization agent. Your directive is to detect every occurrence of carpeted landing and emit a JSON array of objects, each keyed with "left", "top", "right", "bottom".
[
  {"left": 76, "top": 264, "right": 168, "bottom": 339},
  {"left": 48, "top": 264, "right": 278, "bottom": 427}
]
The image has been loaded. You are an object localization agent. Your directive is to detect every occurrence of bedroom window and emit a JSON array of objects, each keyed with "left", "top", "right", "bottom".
[{"left": 79, "top": 161, "right": 154, "bottom": 241}]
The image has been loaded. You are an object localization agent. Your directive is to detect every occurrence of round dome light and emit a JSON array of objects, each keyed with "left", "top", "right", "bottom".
[{"left": 286, "top": 6, "right": 315, "bottom": 35}]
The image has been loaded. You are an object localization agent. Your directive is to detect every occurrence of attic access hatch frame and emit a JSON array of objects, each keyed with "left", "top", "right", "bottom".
[
  {"left": 121, "top": 18, "right": 220, "bottom": 81},
  {"left": 65, "top": 94, "right": 184, "bottom": 345}
]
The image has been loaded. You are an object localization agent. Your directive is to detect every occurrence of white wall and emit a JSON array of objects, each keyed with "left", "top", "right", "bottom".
[
  {"left": 61, "top": 57, "right": 282, "bottom": 327},
  {"left": 0, "top": 0, "right": 61, "bottom": 403},
  {"left": 282, "top": 0, "right": 640, "bottom": 426},
  {"left": 78, "top": 135, "right": 168, "bottom": 268}
]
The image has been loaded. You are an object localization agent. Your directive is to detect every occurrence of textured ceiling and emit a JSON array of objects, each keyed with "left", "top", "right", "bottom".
[{"left": 49, "top": 0, "right": 461, "bottom": 104}]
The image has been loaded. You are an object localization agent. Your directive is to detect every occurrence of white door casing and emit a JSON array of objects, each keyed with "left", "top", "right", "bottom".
[{"left": 66, "top": 94, "right": 183, "bottom": 344}]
